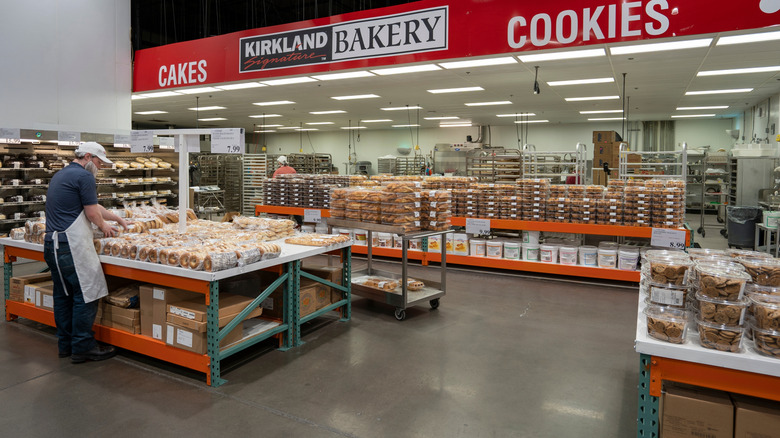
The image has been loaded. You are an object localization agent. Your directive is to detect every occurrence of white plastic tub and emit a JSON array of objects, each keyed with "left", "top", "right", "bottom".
[
  {"left": 503, "top": 242, "right": 520, "bottom": 260},
  {"left": 354, "top": 229, "right": 367, "bottom": 246},
  {"left": 377, "top": 232, "right": 392, "bottom": 248},
  {"left": 523, "top": 230, "right": 540, "bottom": 245},
  {"left": 579, "top": 245, "right": 598, "bottom": 266},
  {"left": 486, "top": 240, "right": 503, "bottom": 259},
  {"left": 539, "top": 244, "right": 558, "bottom": 263},
  {"left": 559, "top": 245, "right": 578, "bottom": 265},
  {"left": 523, "top": 243, "right": 540, "bottom": 261},
  {"left": 470, "top": 239, "right": 486, "bottom": 257},
  {"left": 598, "top": 248, "right": 617, "bottom": 269},
  {"left": 618, "top": 248, "right": 640, "bottom": 271}
]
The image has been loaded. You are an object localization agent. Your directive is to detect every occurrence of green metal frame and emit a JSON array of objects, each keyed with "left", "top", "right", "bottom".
[
  {"left": 292, "top": 246, "right": 352, "bottom": 347},
  {"left": 637, "top": 353, "right": 659, "bottom": 438}
]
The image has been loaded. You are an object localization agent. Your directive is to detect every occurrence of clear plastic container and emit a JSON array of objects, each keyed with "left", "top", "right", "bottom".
[
  {"left": 647, "top": 256, "right": 694, "bottom": 286},
  {"left": 695, "top": 291, "right": 748, "bottom": 326},
  {"left": 686, "top": 248, "right": 727, "bottom": 259},
  {"left": 644, "top": 304, "right": 689, "bottom": 344},
  {"left": 736, "top": 256, "right": 780, "bottom": 287},
  {"left": 648, "top": 284, "right": 690, "bottom": 308},
  {"left": 750, "top": 323, "right": 780, "bottom": 359},
  {"left": 746, "top": 283, "right": 780, "bottom": 297},
  {"left": 747, "top": 291, "right": 780, "bottom": 331},
  {"left": 696, "top": 316, "right": 745, "bottom": 352},
  {"left": 695, "top": 264, "right": 751, "bottom": 300}
]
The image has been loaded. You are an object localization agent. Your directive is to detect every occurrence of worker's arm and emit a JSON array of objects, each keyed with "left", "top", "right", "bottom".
[
  {"left": 97, "top": 204, "right": 129, "bottom": 229},
  {"left": 84, "top": 203, "right": 116, "bottom": 237}
]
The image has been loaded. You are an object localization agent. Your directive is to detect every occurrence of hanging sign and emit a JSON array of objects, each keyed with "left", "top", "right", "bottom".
[
  {"left": 466, "top": 218, "right": 491, "bottom": 236},
  {"left": 130, "top": 130, "right": 154, "bottom": 153},
  {"left": 0, "top": 128, "right": 21, "bottom": 144},
  {"left": 113, "top": 134, "right": 131, "bottom": 148},
  {"left": 304, "top": 209, "right": 322, "bottom": 223},
  {"left": 158, "top": 137, "right": 175, "bottom": 149},
  {"left": 211, "top": 128, "right": 245, "bottom": 154},
  {"left": 651, "top": 228, "right": 687, "bottom": 250},
  {"left": 58, "top": 131, "right": 81, "bottom": 146}
]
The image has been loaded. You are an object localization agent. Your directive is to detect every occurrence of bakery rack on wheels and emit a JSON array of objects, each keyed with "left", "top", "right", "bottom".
[
  {"left": 618, "top": 142, "right": 688, "bottom": 181},
  {"left": 1, "top": 237, "right": 352, "bottom": 387},
  {"left": 634, "top": 295, "right": 780, "bottom": 438},
  {"left": 327, "top": 218, "right": 452, "bottom": 321},
  {"left": 521, "top": 143, "right": 586, "bottom": 184},
  {"left": 697, "top": 151, "right": 730, "bottom": 238}
]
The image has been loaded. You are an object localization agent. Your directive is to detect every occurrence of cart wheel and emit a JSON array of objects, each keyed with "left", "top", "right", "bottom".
[
  {"left": 697, "top": 226, "right": 704, "bottom": 235},
  {"left": 717, "top": 217, "right": 724, "bottom": 224},
  {"left": 394, "top": 308, "right": 406, "bottom": 321},
  {"left": 721, "top": 229, "right": 728, "bottom": 238},
  {"left": 701, "top": 230, "right": 706, "bottom": 238},
  {"left": 430, "top": 299, "right": 440, "bottom": 310}
]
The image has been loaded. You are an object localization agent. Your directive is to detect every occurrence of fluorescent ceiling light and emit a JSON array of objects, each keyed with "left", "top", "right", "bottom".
[
  {"left": 253, "top": 100, "right": 295, "bottom": 106},
  {"left": 188, "top": 106, "right": 226, "bottom": 111},
  {"left": 371, "top": 64, "right": 440, "bottom": 75},
  {"left": 518, "top": 48, "right": 605, "bottom": 63},
  {"left": 610, "top": 38, "right": 712, "bottom": 55},
  {"left": 717, "top": 30, "right": 780, "bottom": 46},
  {"left": 310, "top": 110, "right": 346, "bottom": 114},
  {"left": 306, "top": 122, "right": 334, "bottom": 125},
  {"left": 134, "top": 110, "right": 168, "bottom": 115},
  {"left": 579, "top": 110, "right": 623, "bottom": 114},
  {"left": 676, "top": 106, "right": 728, "bottom": 110},
  {"left": 254, "top": 130, "right": 276, "bottom": 133},
  {"left": 438, "top": 57, "right": 517, "bottom": 69},
  {"left": 440, "top": 123, "right": 472, "bottom": 127},
  {"left": 215, "top": 82, "right": 267, "bottom": 90},
  {"left": 278, "top": 127, "right": 301, "bottom": 130},
  {"left": 685, "top": 88, "right": 753, "bottom": 95},
  {"left": 424, "top": 116, "right": 460, "bottom": 120},
  {"left": 297, "top": 128, "right": 319, "bottom": 131},
  {"left": 331, "top": 94, "right": 380, "bottom": 100},
  {"left": 547, "top": 78, "right": 614, "bottom": 86},
  {"left": 671, "top": 114, "right": 716, "bottom": 118},
  {"left": 565, "top": 95, "right": 620, "bottom": 102},
  {"left": 698, "top": 66, "right": 780, "bottom": 76},
  {"left": 465, "top": 101, "right": 512, "bottom": 106},
  {"left": 131, "top": 95, "right": 149, "bottom": 100},
  {"left": 177, "top": 86, "right": 223, "bottom": 94},
  {"left": 381, "top": 106, "right": 423, "bottom": 111},
  {"left": 392, "top": 124, "right": 420, "bottom": 128},
  {"left": 588, "top": 117, "right": 626, "bottom": 121},
  {"left": 197, "top": 117, "right": 227, "bottom": 121},
  {"left": 261, "top": 77, "right": 317, "bottom": 86},
  {"left": 361, "top": 119, "right": 392, "bottom": 123},
  {"left": 514, "top": 120, "right": 549, "bottom": 124},
  {"left": 312, "top": 71, "right": 374, "bottom": 80},
  {"left": 341, "top": 126, "right": 366, "bottom": 130},
  {"left": 248, "top": 114, "right": 282, "bottom": 118},
  {"left": 258, "top": 124, "right": 282, "bottom": 128},
  {"left": 496, "top": 113, "right": 536, "bottom": 117},
  {"left": 139, "top": 91, "right": 182, "bottom": 98},
  {"left": 427, "top": 86, "right": 484, "bottom": 94}
]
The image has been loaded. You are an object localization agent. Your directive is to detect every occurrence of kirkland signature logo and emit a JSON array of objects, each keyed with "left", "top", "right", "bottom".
[{"left": 240, "top": 6, "right": 448, "bottom": 72}]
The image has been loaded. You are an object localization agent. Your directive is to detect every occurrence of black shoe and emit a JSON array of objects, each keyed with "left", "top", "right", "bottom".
[
  {"left": 71, "top": 345, "right": 117, "bottom": 364},
  {"left": 58, "top": 351, "right": 71, "bottom": 358}
]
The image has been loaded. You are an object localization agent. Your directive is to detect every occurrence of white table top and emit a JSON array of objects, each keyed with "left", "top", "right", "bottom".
[{"left": 0, "top": 237, "right": 352, "bottom": 282}]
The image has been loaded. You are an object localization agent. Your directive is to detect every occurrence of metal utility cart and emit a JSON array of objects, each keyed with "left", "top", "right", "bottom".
[
  {"left": 327, "top": 218, "right": 452, "bottom": 321},
  {"left": 697, "top": 151, "right": 730, "bottom": 238},
  {"left": 522, "top": 143, "right": 586, "bottom": 183},
  {"left": 618, "top": 142, "right": 688, "bottom": 181}
]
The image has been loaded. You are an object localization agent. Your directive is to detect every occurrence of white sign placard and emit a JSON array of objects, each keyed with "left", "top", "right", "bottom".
[
  {"left": 465, "top": 218, "right": 491, "bottom": 236},
  {"left": 303, "top": 209, "right": 322, "bottom": 223},
  {"left": 651, "top": 228, "right": 687, "bottom": 250},
  {"left": 0, "top": 128, "right": 21, "bottom": 144},
  {"left": 113, "top": 134, "right": 131, "bottom": 148},
  {"left": 174, "top": 134, "right": 200, "bottom": 152},
  {"left": 211, "top": 128, "right": 245, "bottom": 154},
  {"left": 158, "top": 137, "right": 175, "bottom": 149},
  {"left": 58, "top": 131, "right": 81, "bottom": 145},
  {"left": 130, "top": 130, "right": 154, "bottom": 153}
]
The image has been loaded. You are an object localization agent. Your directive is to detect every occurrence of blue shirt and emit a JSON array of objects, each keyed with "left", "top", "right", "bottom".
[{"left": 45, "top": 162, "right": 98, "bottom": 234}]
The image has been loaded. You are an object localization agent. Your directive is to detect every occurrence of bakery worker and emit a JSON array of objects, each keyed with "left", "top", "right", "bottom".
[
  {"left": 43, "top": 142, "right": 129, "bottom": 363},
  {"left": 272, "top": 155, "right": 297, "bottom": 177}
]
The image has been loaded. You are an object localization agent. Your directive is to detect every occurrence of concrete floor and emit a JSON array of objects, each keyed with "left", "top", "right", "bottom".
[{"left": 0, "top": 255, "right": 641, "bottom": 438}]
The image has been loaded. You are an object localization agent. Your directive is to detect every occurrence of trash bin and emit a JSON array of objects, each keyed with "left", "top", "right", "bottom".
[{"left": 727, "top": 206, "right": 763, "bottom": 248}]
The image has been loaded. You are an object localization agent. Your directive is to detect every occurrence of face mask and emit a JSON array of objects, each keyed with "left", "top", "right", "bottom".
[{"left": 84, "top": 160, "right": 99, "bottom": 177}]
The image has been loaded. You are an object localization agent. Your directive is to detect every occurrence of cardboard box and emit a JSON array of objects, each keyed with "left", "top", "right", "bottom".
[
  {"left": 300, "top": 283, "right": 317, "bottom": 317},
  {"left": 11, "top": 272, "right": 51, "bottom": 303},
  {"left": 593, "top": 169, "right": 608, "bottom": 186},
  {"left": 100, "top": 302, "right": 141, "bottom": 321},
  {"left": 733, "top": 394, "right": 780, "bottom": 437},
  {"left": 592, "top": 130, "right": 621, "bottom": 143},
  {"left": 302, "top": 265, "right": 344, "bottom": 307},
  {"left": 101, "top": 319, "right": 141, "bottom": 334},
  {"left": 165, "top": 321, "right": 243, "bottom": 354},
  {"left": 139, "top": 285, "right": 201, "bottom": 340},
  {"left": 24, "top": 280, "right": 54, "bottom": 305},
  {"left": 662, "top": 385, "right": 733, "bottom": 438},
  {"left": 34, "top": 285, "right": 54, "bottom": 310},
  {"left": 167, "top": 293, "right": 263, "bottom": 324},
  {"left": 166, "top": 303, "right": 262, "bottom": 331}
]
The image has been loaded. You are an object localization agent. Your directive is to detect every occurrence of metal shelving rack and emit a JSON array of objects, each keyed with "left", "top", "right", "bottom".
[
  {"left": 222, "top": 155, "right": 243, "bottom": 212},
  {"left": 467, "top": 149, "right": 522, "bottom": 183},
  {"left": 243, "top": 154, "right": 267, "bottom": 216},
  {"left": 697, "top": 151, "right": 730, "bottom": 238},
  {"left": 521, "top": 143, "right": 586, "bottom": 184},
  {"left": 394, "top": 156, "right": 426, "bottom": 176},
  {"left": 618, "top": 142, "right": 688, "bottom": 180}
]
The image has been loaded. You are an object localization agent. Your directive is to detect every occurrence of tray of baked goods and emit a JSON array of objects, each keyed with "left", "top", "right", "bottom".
[{"left": 351, "top": 268, "right": 444, "bottom": 308}]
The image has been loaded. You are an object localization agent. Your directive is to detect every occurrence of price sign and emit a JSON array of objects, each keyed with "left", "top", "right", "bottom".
[
  {"left": 113, "top": 134, "right": 131, "bottom": 148},
  {"left": 58, "top": 131, "right": 81, "bottom": 145},
  {"left": 211, "top": 128, "right": 245, "bottom": 154},
  {"left": 174, "top": 134, "right": 200, "bottom": 152},
  {"left": 0, "top": 128, "right": 21, "bottom": 144},
  {"left": 158, "top": 136, "right": 175, "bottom": 149},
  {"left": 651, "top": 228, "right": 687, "bottom": 250},
  {"left": 465, "top": 218, "right": 491, "bottom": 236},
  {"left": 304, "top": 209, "right": 322, "bottom": 223},
  {"left": 130, "top": 130, "right": 154, "bottom": 153}
]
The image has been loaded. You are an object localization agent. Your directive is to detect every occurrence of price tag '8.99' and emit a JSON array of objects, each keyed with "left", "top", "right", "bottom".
[{"left": 650, "top": 228, "right": 687, "bottom": 250}]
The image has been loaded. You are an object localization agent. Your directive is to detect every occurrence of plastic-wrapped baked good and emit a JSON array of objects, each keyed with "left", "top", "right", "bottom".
[
  {"left": 696, "top": 265, "right": 751, "bottom": 300},
  {"left": 736, "top": 257, "right": 780, "bottom": 286}
]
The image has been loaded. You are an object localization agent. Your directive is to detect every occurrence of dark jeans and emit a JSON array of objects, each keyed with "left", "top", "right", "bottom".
[{"left": 43, "top": 240, "right": 98, "bottom": 355}]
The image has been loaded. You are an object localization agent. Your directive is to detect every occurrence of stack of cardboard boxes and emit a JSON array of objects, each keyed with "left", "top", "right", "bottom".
[
  {"left": 592, "top": 130, "right": 642, "bottom": 185},
  {"left": 10, "top": 272, "right": 52, "bottom": 305},
  {"left": 259, "top": 265, "right": 344, "bottom": 320}
]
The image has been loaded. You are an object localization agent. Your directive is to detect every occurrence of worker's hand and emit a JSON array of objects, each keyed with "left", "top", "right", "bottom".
[
  {"left": 117, "top": 217, "right": 130, "bottom": 230},
  {"left": 99, "top": 222, "right": 116, "bottom": 238}
]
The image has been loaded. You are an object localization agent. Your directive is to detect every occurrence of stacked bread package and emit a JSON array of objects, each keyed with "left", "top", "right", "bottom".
[
  {"left": 518, "top": 179, "right": 549, "bottom": 221},
  {"left": 421, "top": 190, "right": 452, "bottom": 231}
]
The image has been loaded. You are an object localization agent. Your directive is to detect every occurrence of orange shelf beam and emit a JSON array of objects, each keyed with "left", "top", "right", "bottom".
[
  {"left": 5, "top": 246, "right": 45, "bottom": 263},
  {"left": 255, "top": 205, "right": 330, "bottom": 217},
  {"left": 101, "top": 264, "right": 210, "bottom": 294},
  {"left": 648, "top": 356, "right": 780, "bottom": 402},
  {"left": 6, "top": 301, "right": 210, "bottom": 373},
  {"left": 424, "top": 253, "right": 640, "bottom": 282}
]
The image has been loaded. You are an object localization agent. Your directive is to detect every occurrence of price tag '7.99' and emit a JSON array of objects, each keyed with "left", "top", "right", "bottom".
[
  {"left": 130, "top": 130, "right": 154, "bottom": 153},
  {"left": 211, "top": 128, "right": 245, "bottom": 154},
  {"left": 465, "top": 218, "right": 491, "bottom": 236},
  {"left": 650, "top": 228, "right": 687, "bottom": 250}
]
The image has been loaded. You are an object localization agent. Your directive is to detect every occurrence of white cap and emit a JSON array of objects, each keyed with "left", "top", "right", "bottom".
[
  {"left": 278, "top": 155, "right": 287, "bottom": 164},
  {"left": 76, "top": 142, "right": 113, "bottom": 164}
]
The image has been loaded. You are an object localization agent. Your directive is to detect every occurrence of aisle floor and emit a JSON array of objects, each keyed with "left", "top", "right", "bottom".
[{"left": 0, "top": 257, "right": 639, "bottom": 438}]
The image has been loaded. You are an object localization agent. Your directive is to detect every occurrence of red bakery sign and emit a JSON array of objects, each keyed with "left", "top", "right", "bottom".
[{"left": 133, "top": 0, "right": 780, "bottom": 92}]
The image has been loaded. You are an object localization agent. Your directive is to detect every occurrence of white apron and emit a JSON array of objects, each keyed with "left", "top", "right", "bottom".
[{"left": 52, "top": 211, "right": 108, "bottom": 303}]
